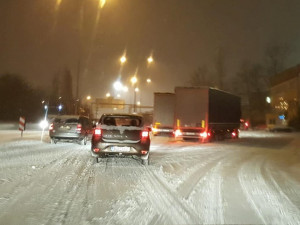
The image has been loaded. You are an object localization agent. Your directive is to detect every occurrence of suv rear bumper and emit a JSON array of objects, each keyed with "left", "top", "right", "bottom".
[{"left": 91, "top": 141, "right": 150, "bottom": 157}]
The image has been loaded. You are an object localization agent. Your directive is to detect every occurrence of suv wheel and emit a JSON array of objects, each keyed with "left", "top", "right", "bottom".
[
  {"left": 51, "top": 138, "right": 57, "bottom": 144},
  {"left": 79, "top": 136, "right": 87, "bottom": 145}
]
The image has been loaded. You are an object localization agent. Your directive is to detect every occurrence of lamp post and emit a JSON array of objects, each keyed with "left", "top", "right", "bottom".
[{"left": 130, "top": 76, "right": 138, "bottom": 113}]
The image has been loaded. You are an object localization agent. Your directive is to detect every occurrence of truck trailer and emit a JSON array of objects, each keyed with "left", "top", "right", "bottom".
[
  {"left": 174, "top": 87, "right": 241, "bottom": 141},
  {"left": 152, "top": 92, "right": 175, "bottom": 136}
]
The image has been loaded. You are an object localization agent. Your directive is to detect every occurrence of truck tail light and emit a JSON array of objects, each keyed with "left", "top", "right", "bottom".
[
  {"left": 76, "top": 124, "right": 82, "bottom": 132},
  {"left": 49, "top": 123, "right": 54, "bottom": 131},
  {"left": 200, "top": 131, "right": 208, "bottom": 138},
  {"left": 174, "top": 129, "right": 182, "bottom": 137},
  {"left": 94, "top": 128, "right": 102, "bottom": 137}
]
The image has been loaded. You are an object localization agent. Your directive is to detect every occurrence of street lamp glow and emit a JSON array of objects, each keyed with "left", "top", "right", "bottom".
[
  {"left": 113, "top": 80, "right": 123, "bottom": 91},
  {"left": 137, "top": 101, "right": 141, "bottom": 105},
  {"left": 99, "top": 0, "right": 106, "bottom": 9},
  {"left": 44, "top": 105, "right": 48, "bottom": 110},
  {"left": 120, "top": 55, "right": 127, "bottom": 64},
  {"left": 86, "top": 95, "right": 91, "bottom": 100},
  {"left": 146, "top": 78, "right": 151, "bottom": 83},
  {"left": 135, "top": 87, "right": 139, "bottom": 92},
  {"left": 117, "top": 94, "right": 121, "bottom": 98},
  {"left": 131, "top": 76, "right": 137, "bottom": 85},
  {"left": 106, "top": 92, "right": 111, "bottom": 97},
  {"left": 147, "top": 56, "right": 153, "bottom": 63},
  {"left": 266, "top": 96, "right": 271, "bottom": 103},
  {"left": 123, "top": 86, "right": 129, "bottom": 92}
]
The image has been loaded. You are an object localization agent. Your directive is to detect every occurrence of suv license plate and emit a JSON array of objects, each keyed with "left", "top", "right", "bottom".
[{"left": 111, "top": 146, "right": 130, "bottom": 152}]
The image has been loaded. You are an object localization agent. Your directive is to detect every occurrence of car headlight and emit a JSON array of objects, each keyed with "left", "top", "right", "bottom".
[{"left": 39, "top": 120, "right": 49, "bottom": 129}]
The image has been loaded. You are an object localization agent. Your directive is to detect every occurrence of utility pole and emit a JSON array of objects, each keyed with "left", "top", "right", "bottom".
[{"left": 76, "top": 60, "right": 80, "bottom": 114}]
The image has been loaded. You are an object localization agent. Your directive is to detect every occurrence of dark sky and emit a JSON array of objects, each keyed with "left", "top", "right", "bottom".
[{"left": 1, "top": 0, "right": 300, "bottom": 105}]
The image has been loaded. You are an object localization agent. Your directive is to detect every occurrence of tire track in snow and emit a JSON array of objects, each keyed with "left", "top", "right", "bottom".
[
  {"left": 238, "top": 156, "right": 300, "bottom": 225},
  {"left": 0, "top": 149, "right": 77, "bottom": 223},
  {"left": 140, "top": 166, "right": 200, "bottom": 224},
  {"left": 176, "top": 153, "right": 226, "bottom": 199},
  {"left": 0, "top": 146, "right": 75, "bottom": 212},
  {"left": 44, "top": 156, "right": 94, "bottom": 225}
]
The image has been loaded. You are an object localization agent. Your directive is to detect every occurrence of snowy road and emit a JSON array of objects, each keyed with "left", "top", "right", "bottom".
[{"left": 0, "top": 130, "right": 300, "bottom": 225}]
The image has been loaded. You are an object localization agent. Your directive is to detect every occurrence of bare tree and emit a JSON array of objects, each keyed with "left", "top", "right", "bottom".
[
  {"left": 214, "top": 47, "right": 226, "bottom": 90},
  {"left": 265, "top": 44, "right": 290, "bottom": 76},
  {"left": 189, "top": 65, "right": 211, "bottom": 87}
]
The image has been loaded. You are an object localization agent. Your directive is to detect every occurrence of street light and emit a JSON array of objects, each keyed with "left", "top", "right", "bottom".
[
  {"left": 86, "top": 95, "right": 91, "bottom": 100},
  {"left": 146, "top": 78, "right": 151, "bottom": 83},
  {"left": 106, "top": 92, "right": 111, "bottom": 98},
  {"left": 130, "top": 76, "right": 137, "bottom": 85},
  {"left": 120, "top": 55, "right": 127, "bottom": 64},
  {"left": 147, "top": 56, "right": 153, "bottom": 64}
]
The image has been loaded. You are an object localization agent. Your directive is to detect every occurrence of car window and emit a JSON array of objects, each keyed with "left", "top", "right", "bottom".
[
  {"left": 65, "top": 118, "right": 78, "bottom": 123},
  {"left": 102, "top": 116, "right": 142, "bottom": 127}
]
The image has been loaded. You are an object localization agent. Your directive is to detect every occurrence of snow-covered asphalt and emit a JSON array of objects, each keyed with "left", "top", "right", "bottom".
[{"left": 0, "top": 130, "right": 300, "bottom": 225}]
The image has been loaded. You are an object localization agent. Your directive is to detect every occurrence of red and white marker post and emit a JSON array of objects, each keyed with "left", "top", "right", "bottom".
[{"left": 19, "top": 116, "right": 25, "bottom": 137}]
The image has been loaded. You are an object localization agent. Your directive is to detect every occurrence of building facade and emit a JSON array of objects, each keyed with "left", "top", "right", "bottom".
[{"left": 267, "top": 65, "right": 300, "bottom": 128}]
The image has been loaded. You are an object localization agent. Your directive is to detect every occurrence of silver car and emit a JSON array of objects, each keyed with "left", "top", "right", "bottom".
[{"left": 49, "top": 115, "right": 93, "bottom": 145}]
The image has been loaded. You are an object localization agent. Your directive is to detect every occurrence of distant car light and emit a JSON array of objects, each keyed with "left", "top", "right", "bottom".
[
  {"left": 174, "top": 129, "right": 182, "bottom": 137},
  {"left": 200, "top": 131, "right": 208, "bottom": 138},
  {"left": 39, "top": 120, "right": 49, "bottom": 129}
]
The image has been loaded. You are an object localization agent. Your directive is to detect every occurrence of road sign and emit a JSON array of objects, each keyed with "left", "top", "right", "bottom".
[{"left": 19, "top": 116, "right": 25, "bottom": 137}]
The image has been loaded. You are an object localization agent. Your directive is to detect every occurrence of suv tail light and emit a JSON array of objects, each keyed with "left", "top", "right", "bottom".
[
  {"left": 49, "top": 123, "right": 54, "bottom": 131},
  {"left": 76, "top": 124, "right": 82, "bottom": 132},
  {"left": 94, "top": 128, "right": 102, "bottom": 137},
  {"left": 141, "top": 130, "right": 149, "bottom": 139}
]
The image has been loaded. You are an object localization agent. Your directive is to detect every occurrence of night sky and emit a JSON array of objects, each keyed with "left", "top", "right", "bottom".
[{"left": 1, "top": 0, "right": 300, "bottom": 105}]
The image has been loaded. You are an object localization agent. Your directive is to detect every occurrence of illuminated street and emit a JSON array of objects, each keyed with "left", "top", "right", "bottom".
[{"left": 0, "top": 130, "right": 299, "bottom": 225}]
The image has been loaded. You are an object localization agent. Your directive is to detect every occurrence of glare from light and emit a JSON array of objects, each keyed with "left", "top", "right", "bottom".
[
  {"left": 106, "top": 92, "right": 111, "bottom": 97},
  {"left": 58, "top": 96, "right": 62, "bottom": 99},
  {"left": 58, "top": 104, "right": 63, "bottom": 111},
  {"left": 113, "top": 108, "right": 117, "bottom": 111},
  {"left": 117, "top": 94, "right": 121, "bottom": 98},
  {"left": 99, "top": 0, "right": 106, "bottom": 8},
  {"left": 123, "top": 86, "right": 129, "bottom": 92},
  {"left": 266, "top": 97, "right": 271, "bottom": 103},
  {"left": 120, "top": 55, "right": 127, "bottom": 64},
  {"left": 55, "top": 0, "right": 62, "bottom": 11},
  {"left": 39, "top": 120, "right": 49, "bottom": 129},
  {"left": 86, "top": 95, "right": 91, "bottom": 100},
  {"left": 147, "top": 56, "right": 153, "bottom": 63},
  {"left": 135, "top": 87, "right": 139, "bottom": 92},
  {"left": 113, "top": 81, "right": 123, "bottom": 91},
  {"left": 44, "top": 105, "right": 48, "bottom": 110},
  {"left": 131, "top": 76, "right": 137, "bottom": 84},
  {"left": 41, "top": 100, "right": 45, "bottom": 104},
  {"left": 137, "top": 101, "right": 141, "bottom": 105},
  {"left": 146, "top": 78, "right": 151, "bottom": 83}
]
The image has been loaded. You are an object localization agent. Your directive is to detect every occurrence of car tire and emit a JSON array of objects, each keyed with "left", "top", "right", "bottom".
[
  {"left": 51, "top": 138, "right": 57, "bottom": 144},
  {"left": 142, "top": 158, "right": 148, "bottom": 165},
  {"left": 83, "top": 135, "right": 88, "bottom": 145},
  {"left": 79, "top": 136, "right": 87, "bottom": 145}
]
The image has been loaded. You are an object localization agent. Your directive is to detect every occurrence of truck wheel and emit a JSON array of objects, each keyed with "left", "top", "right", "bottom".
[{"left": 51, "top": 138, "right": 57, "bottom": 144}]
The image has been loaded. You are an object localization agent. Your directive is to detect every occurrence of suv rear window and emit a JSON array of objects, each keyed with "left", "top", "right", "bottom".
[
  {"left": 53, "top": 118, "right": 78, "bottom": 123},
  {"left": 102, "top": 116, "right": 142, "bottom": 127}
]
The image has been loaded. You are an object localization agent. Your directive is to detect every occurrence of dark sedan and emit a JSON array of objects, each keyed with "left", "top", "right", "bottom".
[{"left": 91, "top": 114, "right": 151, "bottom": 165}]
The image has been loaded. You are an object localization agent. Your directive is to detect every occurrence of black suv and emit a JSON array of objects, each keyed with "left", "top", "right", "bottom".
[
  {"left": 49, "top": 115, "right": 93, "bottom": 145},
  {"left": 91, "top": 114, "right": 151, "bottom": 165}
]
